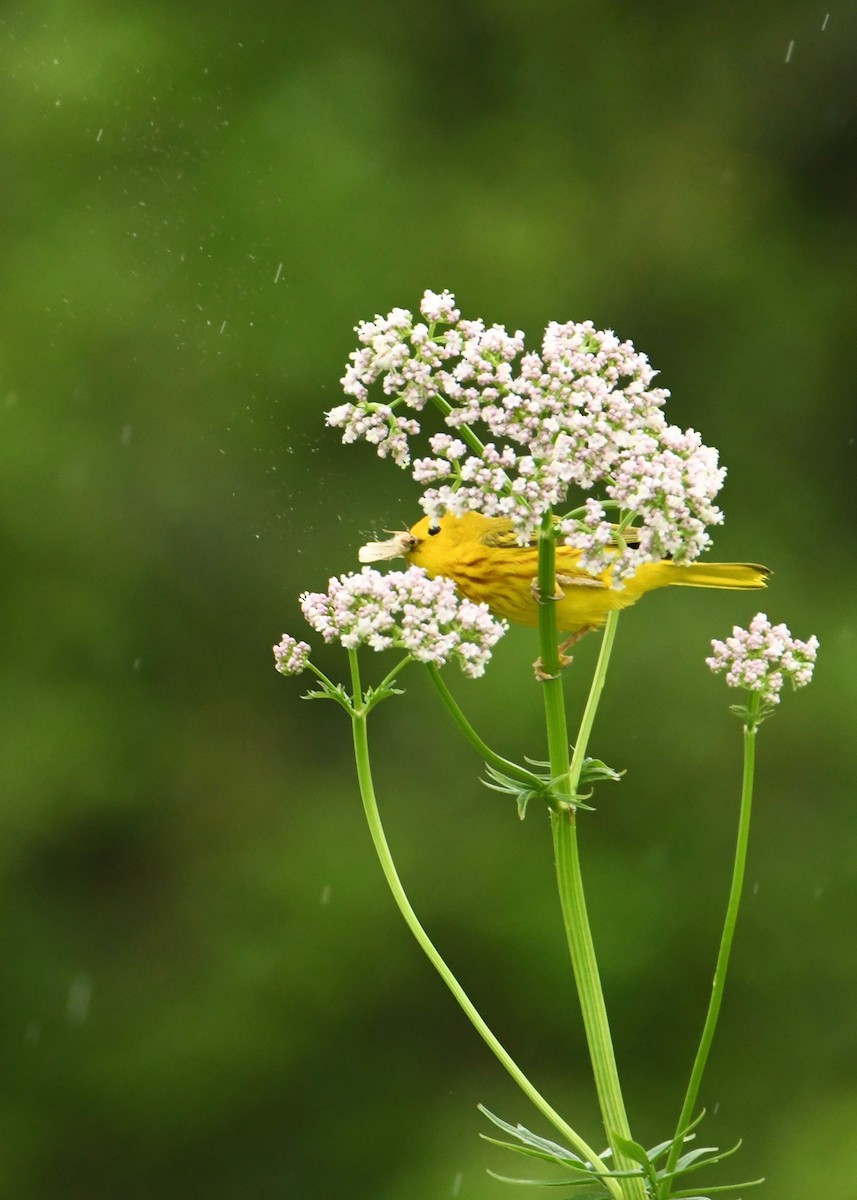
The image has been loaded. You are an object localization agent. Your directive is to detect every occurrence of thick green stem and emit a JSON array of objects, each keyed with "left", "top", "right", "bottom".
[
  {"left": 659, "top": 695, "right": 759, "bottom": 1197},
  {"left": 535, "top": 520, "right": 643, "bottom": 1199},
  {"left": 537, "top": 517, "right": 573, "bottom": 795},
  {"left": 552, "top": 808, "right": 644, "bottom": 1200},
  {"left": 348, "top": 651, "right": 622, "bottom": 1197},
  {"left": 550, "top": 617, "right": 644, "bottom": 1200}
]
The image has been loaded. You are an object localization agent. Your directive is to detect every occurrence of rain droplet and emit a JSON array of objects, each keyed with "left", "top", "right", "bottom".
[
  {"left": 66, "top": 974, "right": 93, "bottom": 1024},
  {"left": 784, "top": 39, "right": 795, "bottom": 64},
  {"left": 320, "top": 884, "right": 332, "bottom": 904}
]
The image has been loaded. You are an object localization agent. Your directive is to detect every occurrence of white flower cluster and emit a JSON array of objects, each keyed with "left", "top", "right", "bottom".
[
  {"left": 273, "top": 633, "right": 312, "bottom": 677},
  {"left": 299, "top": 565, "right": 507, "bottom": 678},
  {"left": 330, "top": 290, "right": 726, "bottom": 580},
  {"left": 706, "top": 613, "right": 819, "bottom": 706}
]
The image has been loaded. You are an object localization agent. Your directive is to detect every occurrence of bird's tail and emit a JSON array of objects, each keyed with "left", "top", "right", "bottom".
[{"left": 665, "top": 562, "right": 770, "bottom": 590}]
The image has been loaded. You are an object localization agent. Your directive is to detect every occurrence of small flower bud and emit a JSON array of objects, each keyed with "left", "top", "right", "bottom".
[{"left": 273, "top": 634, "right": 312, "bottom": 676}]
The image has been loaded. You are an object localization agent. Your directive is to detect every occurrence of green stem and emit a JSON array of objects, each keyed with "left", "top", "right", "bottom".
[
  {"left": 552, "top": 810, "right": 643, "bottom": 1198},
  {"left": 568, "top": 611, "right": 620, "bottom": 794},
  {"left": 534, "top": 517, "right": 642, "bottom": 1199},
  {"left": 659, "top": 694, "right": 759, "bottom": 1197},
  {"left": 347, "top": 651, "right": 623, "bottom": 1198},
  {"left": 424, "top": 662, "right": 543, "bottom": 792},
  {"left": 548, "top": 609, "right": 645, "bottom": 1200},
  {"left": 430, "top": 395, "right": 488, "bottom": 459},
  {"left": 537, "top": 516, "right": 573, "bottom": 797}
]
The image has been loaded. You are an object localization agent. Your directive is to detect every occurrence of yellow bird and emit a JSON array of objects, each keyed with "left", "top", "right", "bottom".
[{"left": 360, "top": 512, "right": 769, "bottom": 634}]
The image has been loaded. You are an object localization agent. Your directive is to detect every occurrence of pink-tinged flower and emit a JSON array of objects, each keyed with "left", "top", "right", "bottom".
[
  {"left": 331, "top": 290, "right": 728, "bottom": 578},
  {"left": 273, "top": 634, "right": 312, "bottom": 676},
  {"left": 299, "top": 566, "right": 506, "bottom": 678},
  {"left": 706, "top": 613, "right": 819, "bottom": 707}
]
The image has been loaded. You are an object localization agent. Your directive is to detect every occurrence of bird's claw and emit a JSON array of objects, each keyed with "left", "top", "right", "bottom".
[
  {"left": 532, "top": 628, "right": 595, "bottom": 682},
  {"left": 531, "top": 577, "right": 566, "bottom": 604},
  {"left": 533, "top": 651, "right": 573, "bottom": 682}
]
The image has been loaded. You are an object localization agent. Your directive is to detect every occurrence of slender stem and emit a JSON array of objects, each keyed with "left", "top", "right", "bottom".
[
  {"left": 373, "top": 654, "right": 413, "bottom": 694},
  {"left": 347, "top": 652, "right": 623, "bottom": 1198},
  {"left": 430, "top": 394, "right": 488, "bottom": 459},
  {"left": 424, "top": 662, "right": 543, "bottom": 791},
  {"left": 659, "top": 694, "right": 759, "bottom": 1196},
  {"left": 568, "top": 610, "right": 620, "bottom": 794}
]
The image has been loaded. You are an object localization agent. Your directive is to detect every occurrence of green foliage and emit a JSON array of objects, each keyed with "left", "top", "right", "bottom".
[
  {"left": 484, "top": 757, "right": 622, "bottom": 818},
  {"left": 479, "top": 1108, "right": 761, "bottom": 1199}
]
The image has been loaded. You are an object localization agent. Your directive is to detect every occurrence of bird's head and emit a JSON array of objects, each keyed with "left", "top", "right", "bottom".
[{"left": 359, "top": 513, "right": 474, "bottom": 571}]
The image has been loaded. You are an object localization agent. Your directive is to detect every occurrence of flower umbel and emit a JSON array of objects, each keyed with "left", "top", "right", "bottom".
[
  {"left": 300, "top": 566, "right": 507, "bottom": 678},
  {"left": 707, "top": 612, "right": 819, "bottom": 709},
  {"left": 273, "top": 634, "right": 311, "bottom": 676},
  {"left": 331, "top": 290, "right": 726, "bottom": 581}
]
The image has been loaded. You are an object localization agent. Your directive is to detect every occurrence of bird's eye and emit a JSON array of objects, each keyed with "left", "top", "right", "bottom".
[{"left": 428, "top": 522, "right": 441, "bottom": 536}]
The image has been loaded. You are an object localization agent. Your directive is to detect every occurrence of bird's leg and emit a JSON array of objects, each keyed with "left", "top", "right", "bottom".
[
  {"left": 533, "top": 625, "right": 595, "bottom": 681},
  {"left": 531, "top": 573, "right": 601, "bottom": 680}
]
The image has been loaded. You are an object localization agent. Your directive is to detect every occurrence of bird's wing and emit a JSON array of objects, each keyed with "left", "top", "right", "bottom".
[{"left": 479, "top": 519, "right": 641, "bottom": 550}]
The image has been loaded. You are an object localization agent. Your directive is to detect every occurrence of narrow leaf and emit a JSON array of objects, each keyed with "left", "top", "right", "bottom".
[{"left": 609, "top": 1132, "right": 653, "bottom": 1170}]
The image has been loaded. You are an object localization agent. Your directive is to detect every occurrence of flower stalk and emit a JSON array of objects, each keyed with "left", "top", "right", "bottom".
[
  {"left": 347, "top": 649, "right": 624, "bottom": 1199},
  {"left": 659, "top": 691, "right": 760, "bottom": 1195},
  {"left": 537, "top": 524, "right": 645, "bottom": 1199}
]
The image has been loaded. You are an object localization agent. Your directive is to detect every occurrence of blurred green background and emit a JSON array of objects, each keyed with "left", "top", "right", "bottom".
[{"left": 1, "top": 2, "right": 854, "bottom": 1197}]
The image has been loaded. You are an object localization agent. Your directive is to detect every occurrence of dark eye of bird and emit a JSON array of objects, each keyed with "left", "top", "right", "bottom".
[{"left": 428, "top": 523, "right": 441, "bottom": 536}]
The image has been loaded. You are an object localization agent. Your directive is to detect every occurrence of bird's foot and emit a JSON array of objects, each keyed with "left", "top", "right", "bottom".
[
  {"left": 530, "top": 573, "right": 575, "bottom": 604},
  {"left": 532, "top": 627, "right": 595, "bottom": 682}
]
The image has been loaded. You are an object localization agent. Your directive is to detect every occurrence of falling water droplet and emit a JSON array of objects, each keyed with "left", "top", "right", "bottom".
[{"left": 66, "top": 974, "right": 93, "bottom": 1024}]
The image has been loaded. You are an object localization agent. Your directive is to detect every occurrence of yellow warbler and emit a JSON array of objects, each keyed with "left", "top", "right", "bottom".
[{"left": 360, "top": 512, "right": 769, "bottom": 633}]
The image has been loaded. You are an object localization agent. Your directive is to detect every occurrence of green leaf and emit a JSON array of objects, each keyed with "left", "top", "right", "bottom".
[
  {"left": 668, "top": 1139, "right": 742, "bottom": 1178},
  {"left": 669, "top": 1146, "right": 721, "bottom": 1172},
  {"left": 486, "top": 1168, "right": 610, "bottom": 1194},
  {"left": 361, "top": 683, "right": 406, "bottom": 714},
  {"left": 479, "top": 1136, "right": 565, "bottom": 1165},
  {"left": 642, "top": 1138, "right": 676, "bottom": 1163},
  {"left": 302, "top": 681, "right": 354, "bottom": 711},
  {"left": 481, "top": 764, "right": 554, "bottom": 819},
  {"left": 669, "top": 1183, "right": 763, "bottom": 1198},
  {"left": 578, "top": 757, "right": 625, "bottom": 786},
  {"left": 478, "top": 1109, "right": 583, "bottom": 1164},
  {"left": 608, "top": 1131, "right": 653, "bottom": 1172}
]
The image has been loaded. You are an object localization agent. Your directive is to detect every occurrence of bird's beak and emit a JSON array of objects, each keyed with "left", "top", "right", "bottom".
[{"left": 358, "top": 530, "right": 418, "bottom": 563}]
